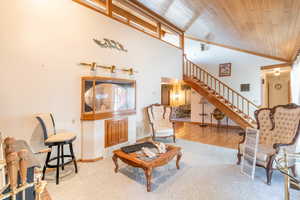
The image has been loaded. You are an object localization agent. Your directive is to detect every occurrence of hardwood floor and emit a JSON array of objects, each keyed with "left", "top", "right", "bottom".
[{"left": 175, "top": 122, "right": 243, "bottom": 149}]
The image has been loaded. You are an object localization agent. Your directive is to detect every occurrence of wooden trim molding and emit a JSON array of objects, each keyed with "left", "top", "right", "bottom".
[
  {"left": 81, "top": 76, "right": 136, "bottom": 121},
  {"left": 261, "top": 63, "right": 292, "bottom": 71},
  {"left": 186, "top": 35, "right": 290, "bottom": 62},
  {"left": 78, "top": 157, "right": 103, "bottom": 163}
]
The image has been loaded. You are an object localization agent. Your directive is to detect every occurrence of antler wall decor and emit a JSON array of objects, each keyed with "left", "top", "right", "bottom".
[
  {"left": 79, "top": 62, "right": 138, "bottom": 75},
  {"left": 93, "top": 38, "right": 128, "bottom": 52}
]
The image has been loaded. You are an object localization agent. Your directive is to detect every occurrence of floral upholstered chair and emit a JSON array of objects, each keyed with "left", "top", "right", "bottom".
[
  {"left": 237, "top": 104, "right": 300, "bottom": 184},
  {"left": 147, "top": 104, "right": 176, "bottom": 142}
]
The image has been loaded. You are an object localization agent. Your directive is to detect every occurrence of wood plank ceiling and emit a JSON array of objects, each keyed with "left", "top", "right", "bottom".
[{"left": 135, "top": 0, "right": 300, "bottom": 61}]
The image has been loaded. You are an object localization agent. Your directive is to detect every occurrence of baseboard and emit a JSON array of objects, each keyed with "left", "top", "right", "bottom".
[
  {"left": 183, "top": 121, "right": 241, "bottom": 129},
  {"left": 77, "top": 157, "right": 103, "bottom": 163}
]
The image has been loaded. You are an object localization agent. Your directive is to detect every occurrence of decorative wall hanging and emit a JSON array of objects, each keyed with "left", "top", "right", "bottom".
[
  {"left": 274, "top": 83, "right": 282, "bottom": 90},
  {"left": 93, "top": 38, "right": 128, "bottom": 52},
  {"left": 79, "top": 62, "right": 138, "bottom": 75},
  {"left": 219, "top": 63, "right": 231, "bottom": 77},
  {"left": 240, "top": 84, "right": 250, "bottom": 92}
]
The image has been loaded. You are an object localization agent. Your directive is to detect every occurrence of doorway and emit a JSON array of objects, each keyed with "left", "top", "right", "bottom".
[{"left": 261, "top": 67, "right": 291, "bottom": 108}]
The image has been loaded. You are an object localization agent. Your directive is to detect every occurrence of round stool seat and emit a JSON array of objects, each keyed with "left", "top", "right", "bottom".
[{"left": 45, "top": 132, "right": 76, "bottom": 145}]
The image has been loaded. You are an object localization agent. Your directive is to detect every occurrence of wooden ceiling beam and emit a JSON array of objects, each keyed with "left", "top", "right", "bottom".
[
  {"left": 261, "top": 63, "right": 292, "bottom": 71},
  {"left": 183, "top": 14, "right": 198, "bottom": 31},
  {"left": 186, "top": 35, "right": 290, "bottom": 63}
]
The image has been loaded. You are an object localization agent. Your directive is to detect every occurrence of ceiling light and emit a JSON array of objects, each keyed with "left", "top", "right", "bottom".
[{"left": 274, "top": 68, "right": 280, "bottom": 76}]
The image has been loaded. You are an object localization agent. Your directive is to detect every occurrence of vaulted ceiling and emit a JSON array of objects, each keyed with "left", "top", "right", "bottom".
[{"left": 135, "top": 0, "right": 300, "bottom": 61}]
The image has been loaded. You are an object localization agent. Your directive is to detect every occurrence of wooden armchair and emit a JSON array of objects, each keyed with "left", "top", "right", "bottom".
[
  {"left": 147, "top": 104, "right": 176, "bottom": 143},
  {"left": 237, "top": 104, "right": 300, "bottom": 185}
]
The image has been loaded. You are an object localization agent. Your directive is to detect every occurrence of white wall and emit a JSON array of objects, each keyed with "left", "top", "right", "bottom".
[
  {"left": 185, "top": 39, "right": 282, "bottom": 106},
  {"left": 0, "top": 0, "right": 182, "bottom": 157},
  {"left": 291, "top": 55, "right": 300, "bottom": 104}
]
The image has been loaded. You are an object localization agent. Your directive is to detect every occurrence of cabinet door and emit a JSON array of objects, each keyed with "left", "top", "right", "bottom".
[
  {"left": 118, "top": 118, "right": 128, "bottom": 143},
  {"left": 105, "top": 118, "right": 128, "bottom": 147},
  {"left": 105, "top": 120, "right": 119, "bottom": 147}
]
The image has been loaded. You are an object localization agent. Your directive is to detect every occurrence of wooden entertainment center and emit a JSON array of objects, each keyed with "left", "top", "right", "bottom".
[{"left": 81, "top": 76, "right": 136, "bottom": 151}]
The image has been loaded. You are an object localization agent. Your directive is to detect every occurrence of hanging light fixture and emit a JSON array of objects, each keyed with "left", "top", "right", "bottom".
[
  {"left": 170, "top": 80, "right": 185, "bottom": 107},
  {"left": 274, "top": 68, "right": 281, "bottom": 76}
]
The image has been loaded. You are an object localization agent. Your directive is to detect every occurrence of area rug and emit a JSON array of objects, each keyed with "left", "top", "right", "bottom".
[{"left": 46, "top": 139, "right": 299, "bottom": 200}]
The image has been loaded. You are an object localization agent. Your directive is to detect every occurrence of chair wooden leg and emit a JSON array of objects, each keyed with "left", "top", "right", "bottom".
[
  {"left": 69, "top": 143, "right": 78, "bottom": 173},
  {"left": 173, "top": 134, "right": 176, "bottom": 143},
  {"left": 61, "top": 144, "right": 64, "bottom": 171},
  {"left": 42, "top": 150, "right": 51, "bottom": 180},
  {"left": 266, "top": 155, "right": 275, "bottom": 185},
  {"left": 237, "top": 153, "right": 242, "bottom": 165},
  {"left": 266, "top": 167, "right": 273, "bottom": 185},
  {"left": 56, "top": 145, "right": 61, "bottom": 185}
]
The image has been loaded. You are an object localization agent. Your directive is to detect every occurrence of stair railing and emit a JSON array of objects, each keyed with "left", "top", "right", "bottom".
[{"left": 183, "top": 56, "right": 259, "bottom": 122}]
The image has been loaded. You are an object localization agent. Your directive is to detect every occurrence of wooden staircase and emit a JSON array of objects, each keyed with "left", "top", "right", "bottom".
[{"left": 183, "top": 57, "right": 258, "bottom": 129}]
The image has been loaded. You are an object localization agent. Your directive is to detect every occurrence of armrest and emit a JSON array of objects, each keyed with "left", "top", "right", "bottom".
[{"left": 273, "top": 143, "right": 296, "bottom": 154}]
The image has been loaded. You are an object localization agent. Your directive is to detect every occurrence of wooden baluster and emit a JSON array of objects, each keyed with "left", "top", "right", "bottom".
[
  {"left": 237, "top": 95, "right": 239, "bottom": 110},
  {"left": 18, "top": 149, "right": 28, "bottom": 200},
  {"left": 4, "top": 137, "right": 16, "bottom": 157},
  {"left": 242, "top": 98, "right": 244, "bottom": 114},
  {"left": 207, "top": 73, "right": 209, "bottom": 85},
  {"left": 247, "top": 101, "right": 250, "bottom": 116},
  {"left": 200, "top": 69, "right": 203, "bottom": 82},
  {"left": 183, "top": 60, "right": 185, "bottom": 76},
  {"left": 210, "top": 76, "right": 212, "bottom": 88},
  {"left": 35, "top": 179, "right": 47, "bottom": 200},
  {"left": 6, "top": 152, "right": 18, "bottom": 200},
  {"left": 218, "top": 81, "right": 221, "bottom": 95},
  {"left": 189, "top": 62, "right": 192, "bottom": 78},
  {"left": 232, "top": 91, "right": 234, "bottom": 107},
  {"left": 227, "top": 87, "right": 229, "bottom": 101},
  {"left": 193, "top": 64, "right": 195, "bottom": 77},
  {"left": 214, "top": 79, "right": 216, "bottom": 90},
  {"left": 18, "top": 149, "right": 28, "bottom": 186},
  {"left": 187, "top": 61, "right": 190, "bottom": 77}
]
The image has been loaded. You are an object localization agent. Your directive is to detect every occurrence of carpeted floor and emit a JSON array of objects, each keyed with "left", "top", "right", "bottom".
[{"left": 46, "top": 139, "right": 299, "bottom": 200}]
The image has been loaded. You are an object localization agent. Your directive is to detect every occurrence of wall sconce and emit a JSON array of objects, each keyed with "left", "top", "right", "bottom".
[
  {"left": 121, "top": 68, "right": 138, "bottom": 75},
  {"left": 79, "top": 62, "right": 137, "bottom": 75}
]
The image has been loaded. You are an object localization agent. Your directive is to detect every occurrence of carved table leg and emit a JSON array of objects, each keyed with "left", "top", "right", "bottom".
[
  {"left": 176, "top": 151, "right": 182, "bottom": 170},
  {"left": 144, "top": 167, "right": 153, "bottom": 192},
  {"left": 112, "top": 154, "right": 119, "bottom": 173}
]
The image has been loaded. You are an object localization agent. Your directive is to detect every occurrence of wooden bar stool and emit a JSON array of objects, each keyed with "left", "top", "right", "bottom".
[{"left": 36, "top": 113, "right": 78, "bottom": 185}]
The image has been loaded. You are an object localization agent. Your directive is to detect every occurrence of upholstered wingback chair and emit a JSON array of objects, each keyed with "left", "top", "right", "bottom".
[
  {"left": 237, "top": 104, "right": 300, "bottom": 185},
  {"left": 147, "top": 104, "right": 176, "bottom": 142}
]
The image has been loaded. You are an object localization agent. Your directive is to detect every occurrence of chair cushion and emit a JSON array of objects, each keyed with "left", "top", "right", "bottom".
[
  {"left": 45, "top": 132, "right": 76, "bottom": 144},
  {"left": 154, "top": 120, "right": 174, "bottom": 137},
  {"left": 239, "top": 143, "right": 276, "bottom": 167}
]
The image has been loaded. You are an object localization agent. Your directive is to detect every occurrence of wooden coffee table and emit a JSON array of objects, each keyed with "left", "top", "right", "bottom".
[{"left": 112, "top": 144, "right": 182, "bottom": 192}]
